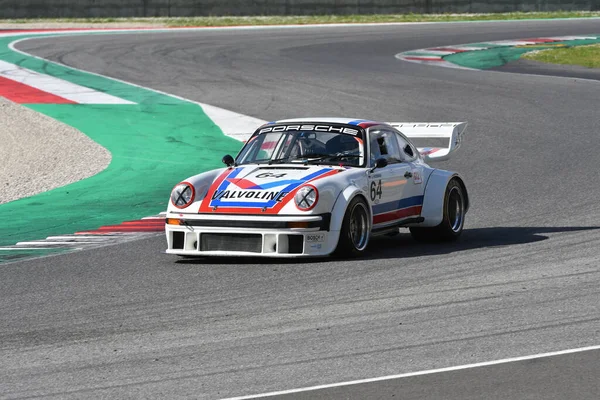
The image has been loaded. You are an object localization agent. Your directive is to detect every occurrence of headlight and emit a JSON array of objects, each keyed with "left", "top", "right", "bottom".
[
  {"left": 294, "top": 185, "right": 318, "bottom": 211},
  {"left": 171, "top": 182, "right": 195, "bottom": 209}
]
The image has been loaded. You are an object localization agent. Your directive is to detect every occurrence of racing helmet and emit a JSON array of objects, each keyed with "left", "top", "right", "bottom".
[{"left": 326, "top": 134, "right": 358, "bottom": 154}]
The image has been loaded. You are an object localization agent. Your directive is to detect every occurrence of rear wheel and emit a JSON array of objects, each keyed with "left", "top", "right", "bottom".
[
  {"left": 334, "top": 197, "right": 370, "bottom": 257},
  {"left": 410, "top": 179, "right": 465, "bottom": 242}
]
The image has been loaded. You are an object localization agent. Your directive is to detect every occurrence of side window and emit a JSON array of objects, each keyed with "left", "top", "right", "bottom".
[
  {"left": 395, "top": 133, "right": 417, "bottom": 161},
  {"left": 369, "top": 129, "right": 402, "bottom": 165}
]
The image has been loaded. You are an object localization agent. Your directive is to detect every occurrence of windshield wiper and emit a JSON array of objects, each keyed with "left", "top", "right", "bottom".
[
  {"left": 268, "top": 157, "right": 291, "bottom": 165},
  {"left": 302, "top": 153, "right": 360, "bottom": 164},
  {"left": 330, "top": 154, "right": 360, "bottom": 161}
]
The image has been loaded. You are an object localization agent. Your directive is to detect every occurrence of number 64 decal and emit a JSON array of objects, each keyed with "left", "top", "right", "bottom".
[
  {"left": 256, "top": 172, "right": 287, "bottom": 178},
  {"left": 370, "top": 179, "right": 382, "bottom": 201}
]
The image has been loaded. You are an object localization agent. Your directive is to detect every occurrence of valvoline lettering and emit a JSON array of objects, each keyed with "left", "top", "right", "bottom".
[{"left": 211, "top": 190, "right": 288, "bottom": 202}]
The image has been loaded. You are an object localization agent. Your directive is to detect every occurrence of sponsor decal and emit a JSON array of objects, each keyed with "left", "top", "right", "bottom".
[
  {"left": 306, "top": 233, "right": 325, "bottom": 243},
  {"left": 412, "top": 170, "right": 422, "bottom": 184},
  {"left": 255, "top": 172, "right": 287, "bottom": 179},
  {"left": 211, "top": 189, "right": 288, "bottom": 202},
  {"left": 199, "top": 167, "right": 338, "bottom": 214},
  {"left": 259, "top": 124, "right": 360, "bottom": 136},
  {"left": 419, "top": 147, "right": 441, "bottom": 156},
  {"left": 370, "top": 179, "right": 383, "bottom": 201}
]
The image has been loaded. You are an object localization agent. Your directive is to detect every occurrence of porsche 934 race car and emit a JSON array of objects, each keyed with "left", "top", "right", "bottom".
[{"left": 165, "top": 118, "right": 469, "bottom": 258}]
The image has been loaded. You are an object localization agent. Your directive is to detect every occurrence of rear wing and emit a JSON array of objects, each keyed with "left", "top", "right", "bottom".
[{"left": 387, "top": 122, "right": 467, "bottom": 161}]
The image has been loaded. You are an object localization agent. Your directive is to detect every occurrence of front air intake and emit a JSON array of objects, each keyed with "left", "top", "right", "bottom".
[
  {"left": 200, "top": 233, "right": 262, "bottom": 253},
  {"left": 172, "top": 231, "right": 185, "bottom": 249}
]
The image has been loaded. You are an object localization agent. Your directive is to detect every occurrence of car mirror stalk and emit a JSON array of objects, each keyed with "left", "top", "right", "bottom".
[{"left": 369, "top": 157, "right": 387, "bottom": 173}]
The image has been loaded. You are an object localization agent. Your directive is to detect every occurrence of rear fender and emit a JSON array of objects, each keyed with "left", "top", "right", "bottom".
[{"left": 410, "top": 170, "right": 468, "bottom": 227}]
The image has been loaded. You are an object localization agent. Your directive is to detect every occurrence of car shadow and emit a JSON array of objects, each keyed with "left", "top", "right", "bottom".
[
  {"left": 364, "top": 226, "right": 600, "bottom": 260},
  {"left": 174, "top": 226, "right": 600, "bottom": 265}
]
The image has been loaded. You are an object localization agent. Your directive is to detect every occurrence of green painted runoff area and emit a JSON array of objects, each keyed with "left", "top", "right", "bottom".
[
  {"left": 445, "top": 37, "right": 600, "bottom": 69},
  {"left": 0, "top": 34, "right": 242, "bottom": 247}
]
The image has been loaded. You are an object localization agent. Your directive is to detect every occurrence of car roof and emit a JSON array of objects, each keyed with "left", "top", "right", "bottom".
[{"left": 270, "top": 117, "right": 384, "bottom": 128}]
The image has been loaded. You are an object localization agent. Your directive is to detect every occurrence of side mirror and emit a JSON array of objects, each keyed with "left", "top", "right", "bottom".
[
  {"left": 376, "top": 158, "right": 388, "bottom": 169},
  {"left": 370, "top": 157, "right": 387, "bottom": 172},
  {"left": 222, "top": 154, "right": 235, "bottom": 167}
]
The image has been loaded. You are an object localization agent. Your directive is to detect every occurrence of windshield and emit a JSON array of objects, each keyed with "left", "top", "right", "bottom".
[{"left": 236, "top": 127, "right": 365, "bottom": 167}]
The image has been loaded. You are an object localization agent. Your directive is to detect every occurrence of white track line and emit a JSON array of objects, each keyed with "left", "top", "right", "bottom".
[
  {"left": 15, "top": 241, "right": 98, "bottom": 245},
  {"left": 45, "top": 236, "right": 114, "bottom": 242},
  {"left": 0, "top": 248, "right": 70, "bottom": 251},
  {"left": 220, "top": 345, "right": 600, "bottom": 400}
]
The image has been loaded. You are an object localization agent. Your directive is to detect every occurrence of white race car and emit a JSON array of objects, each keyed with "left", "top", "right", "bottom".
[{"left": 165, "top": 118, "right": 469, "bottom": 258}]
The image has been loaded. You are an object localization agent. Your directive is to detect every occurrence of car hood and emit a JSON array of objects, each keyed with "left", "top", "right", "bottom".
[{"left": 197, "top": 164, "right": 344, "bottom": 214}]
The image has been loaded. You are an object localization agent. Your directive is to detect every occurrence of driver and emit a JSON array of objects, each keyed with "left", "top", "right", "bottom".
[{"left": 326, "top": 134, "right": 359, "bottom": 155}]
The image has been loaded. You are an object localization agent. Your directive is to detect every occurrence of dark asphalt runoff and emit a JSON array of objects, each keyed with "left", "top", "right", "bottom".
[{"left": 2, "top": 19, "right": 600, "bottom": 399}]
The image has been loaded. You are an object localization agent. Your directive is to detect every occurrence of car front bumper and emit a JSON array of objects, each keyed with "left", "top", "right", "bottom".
[{"left": 164, "top": 212, "right": 338, "bottom": 257}]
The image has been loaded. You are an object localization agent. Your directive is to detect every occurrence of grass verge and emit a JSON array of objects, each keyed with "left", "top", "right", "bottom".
[
  {"left": 522, "top": 44, "right": 600, "bottom": 68},
  {"left": 1, "top": 11, "right": 600, "bottom": 27}
]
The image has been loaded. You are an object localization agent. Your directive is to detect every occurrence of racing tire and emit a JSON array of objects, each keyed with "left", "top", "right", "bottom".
[
  {"left": 410, "top": 179, "right": 466, "bottom": 242},
  {"left": 334, "top": 197, "right": 370, "bottom": 258}
]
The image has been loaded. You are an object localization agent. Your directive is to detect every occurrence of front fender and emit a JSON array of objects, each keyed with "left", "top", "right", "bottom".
[
  {"left": 329, "top": 185, "right": 371, "bottom": 233},
  {"left": 414, "top": 170, "right": 468, "bottom": 227},
  {"left": 166, "top": 168, "right": 225, "bottom": 213}
]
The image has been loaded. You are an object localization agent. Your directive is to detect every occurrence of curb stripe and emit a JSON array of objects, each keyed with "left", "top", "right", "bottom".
[
  {"left": 0, "top": 59, "right": 136, "bottom": 104},
  {"left": 75, "top": 218, "right": 165, "bottom": 235},
  {"left": 428, "top": 47, "right": 470, "bottom": 53},
  {"left": 527, "top": 38, "right": 560, "bottom": 43},
  {"left": 0, "top": 75, "right": 75, "bottom": 104},
  {"left": 403, "top": 56, "right": 444, "bottom": 61},
  {"left": 405, "top": 50, "right": 456, "bottom": 55}
]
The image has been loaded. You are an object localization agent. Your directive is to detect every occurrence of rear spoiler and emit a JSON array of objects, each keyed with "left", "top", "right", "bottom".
[{"left": 387, "top": 122, "right": 467, "bottom": 161}]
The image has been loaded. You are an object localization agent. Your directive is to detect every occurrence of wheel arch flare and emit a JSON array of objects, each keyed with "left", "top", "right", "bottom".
[{"left": 417, "top": 170, "right": 469, "bottom": 228}]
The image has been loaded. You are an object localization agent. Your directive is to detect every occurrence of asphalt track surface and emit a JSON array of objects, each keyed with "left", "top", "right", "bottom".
[{"left": 2, "top": 19, "right": 600, "bottom": 399}]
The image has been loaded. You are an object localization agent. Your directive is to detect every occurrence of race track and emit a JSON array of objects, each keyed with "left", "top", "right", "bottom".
[{"left": 2, "top": 19, "right": 600, "bottom": 399}]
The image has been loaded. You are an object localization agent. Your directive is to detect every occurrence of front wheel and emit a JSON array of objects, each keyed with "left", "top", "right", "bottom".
[
  {"left": 334, "top": 197, "right": 370, "bottom": 257},
  {"left": 410, "top": 179, "right": 466, "bottom": 242}
]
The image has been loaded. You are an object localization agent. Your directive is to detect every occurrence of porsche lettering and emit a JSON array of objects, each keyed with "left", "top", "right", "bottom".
[{"left": 259, "top": 125, "right": 359, "bottom": 135}]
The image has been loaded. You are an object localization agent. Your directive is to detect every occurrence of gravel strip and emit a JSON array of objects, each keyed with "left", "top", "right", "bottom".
[{"left": 0, "top": 97, "right": 111, "bottom": 204}]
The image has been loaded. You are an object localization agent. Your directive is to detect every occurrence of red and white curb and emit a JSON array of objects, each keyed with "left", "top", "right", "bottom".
[
  {"left": 76, "top": 215, "right": 166, "bottom": 235},
  {"left": 0, "top": 59, "right": 135, "bottom": 104},
  {"left": 396, "top": 36, "right": 600, "bottom": 69},
  {"left": 0, "top": 214, "right": 166, "bottom": 254}
]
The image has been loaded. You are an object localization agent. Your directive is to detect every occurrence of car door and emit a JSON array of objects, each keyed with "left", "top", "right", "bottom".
[
  {"left": 367, "top": 127, "right": 414, "bottom": 229},
  {"left": 393, "top": 131, "right": 427, "bottom": 216}
]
